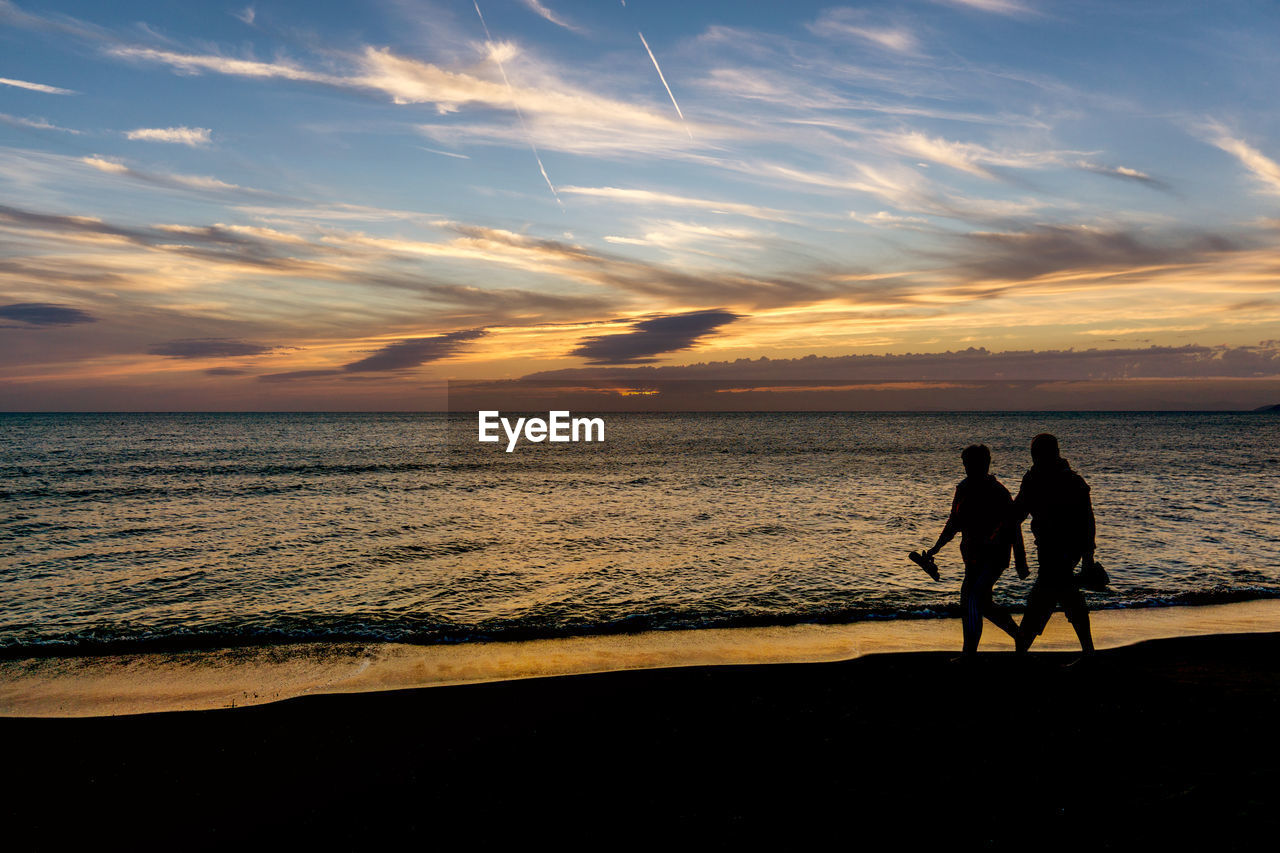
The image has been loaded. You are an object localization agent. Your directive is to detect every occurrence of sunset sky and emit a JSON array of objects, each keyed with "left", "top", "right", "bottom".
[{"left": 2, "top": 0, "right": 1279, "bottom": 410}]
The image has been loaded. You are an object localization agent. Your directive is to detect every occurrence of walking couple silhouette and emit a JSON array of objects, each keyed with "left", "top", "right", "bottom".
[{"left": 914, "top": 433, "right": 1105, "bottom": 660}]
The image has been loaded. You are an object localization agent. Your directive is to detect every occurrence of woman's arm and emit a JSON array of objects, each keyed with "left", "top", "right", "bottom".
[{"left": 927, "top": 487, "right": 962, "bottom": 556}]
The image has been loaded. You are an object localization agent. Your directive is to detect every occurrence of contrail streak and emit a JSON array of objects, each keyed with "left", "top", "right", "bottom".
[
  {"left": 473, "top": 1, "right": 563, "bottom": 208},
  {"left": 637, "top": 31, "right": 692, "bottom": 139}
]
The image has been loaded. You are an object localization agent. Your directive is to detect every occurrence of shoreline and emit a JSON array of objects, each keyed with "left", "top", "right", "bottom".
[
  {"left": 4, "top": 597, "right": 1279, "bottom": 718},
  {"left": 3, "top": 628, "right": 1277, "bottom": 846}
]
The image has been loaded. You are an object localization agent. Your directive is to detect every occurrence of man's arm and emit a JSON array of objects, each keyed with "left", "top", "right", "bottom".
[
  {"left": 1078, "top": 478, "right": 1098, "bottom": 566},
  {"left": 996, "top": 480, "right": 1030, "bottom": 578},
  {"left": 1012, "top": 517, "right": 1029, "bottom": 578},
  {"left": 991, "top": 472, "right": 1032, "bottom": 550},
  {"left": 1009, "top": 472, "right": 1033, "bottom": 524}
]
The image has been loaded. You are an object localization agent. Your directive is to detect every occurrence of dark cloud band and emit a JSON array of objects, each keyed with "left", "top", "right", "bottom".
[
  {"left": 258, "top": 329, "right": 487, "bottom": 381},
  {"left": 0, "top": 302, "right": 96, "bottom": 326},
  {"left": 149, "top": 339, "right": 277, "bottom": 359},
  {"left": 570, "top": 310, "right": 739, "bottom": 365},
  {"left": 532, "top": 342, "right": 1280, "bottom": 381},
  {"left": 343, "top": 329, "right": 487, "bottom": 372}
]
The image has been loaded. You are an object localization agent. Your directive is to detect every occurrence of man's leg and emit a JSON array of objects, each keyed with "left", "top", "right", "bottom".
[
  {"left": 1016, "top": 575, "right": 1054, "bottom": 652},
  {"left": 1059, "top": 577, "right": 1095, "bottom": 654}
]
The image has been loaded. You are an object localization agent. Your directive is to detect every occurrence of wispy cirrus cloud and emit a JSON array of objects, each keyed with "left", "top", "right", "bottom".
[
  {"left": 419, "top": 146, "right": 470, "bottom": 160},
  {"left": 109, "top": 44, "right": 694, "bottom": 144},
  {"left": 697, "top": 67, "right": 853, "bottom": 111},
  {"left": 519, "top": 0, "right": 584, "bottom": 35},
  {"left": 931, "top": 0, "right": 1034, "bottom": 16},
  {"left": 80, "top": 155, "right": 263, "bottom": 196},
  {"left": 1074, "top": 161, "right": 1169, "bottom": 191},
  {"left": 559, "top": 186, "right": 795, "bottom": 222},
  {"left": 332, "top": 221, "right": 832, "bottom": 309},
  {"left": 604, "top": 220, "right": 763, "bottom": 251},
  {"left": 108, "top": 39, "right": 721, "bottom": 160},
  {"left": 0, "top": 113, "right": 81, "bottom": 133},
  {"left": 0, "top": 75, "right": 75, "bottom": 95},
  {"left": 747, "top": 159, "right": 1043, "bottom": 225},
  {"left": 125, "top": 126, "right": 212, "bottom": 146},
  {"left": 879, "top": 131, "right": 1075, "bottom": 179},
  {"left": 1206, "top": 124, "right": 1280, "bottom": 195},
  {"left": 415, "top": 116, "right": 703, "bottom": 157},
  {"left": 0, "top": 202, "right": 623, "bottom": 322},
  {"left": 0, "top": 0, "right": 110, "bottom": 42},
  {"left": 849, "top": 210, "right": 933, "bottom": 229},
  {"left": 808, "top": 8, "right": 921, "bottom": 54},
  {"left": 107, "top": 46, "right": 339, "bottom": 83}
]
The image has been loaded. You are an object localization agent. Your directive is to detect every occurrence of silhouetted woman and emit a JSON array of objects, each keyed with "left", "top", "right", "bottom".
[{"left": 922, "top": 444, "right": 1028, "bottom": 657}]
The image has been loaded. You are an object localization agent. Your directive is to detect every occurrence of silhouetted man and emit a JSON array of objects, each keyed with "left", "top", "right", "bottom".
[
  {"left": 1009, "top": 433, "right": 1098, "bottom": 655},
  {"left": 921, "top": 444, "right": 1028, "bottom": 657}
]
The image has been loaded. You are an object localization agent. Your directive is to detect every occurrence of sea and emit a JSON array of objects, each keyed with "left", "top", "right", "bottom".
[{"left": 2, "top": 412, "right": 1278, "bottom": 655}]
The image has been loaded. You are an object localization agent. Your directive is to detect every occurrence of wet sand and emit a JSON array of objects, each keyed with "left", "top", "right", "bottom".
[
  {"left": 3, "top": 626, "right": 1278, "bottom": 848},
  {"left": 5, "top": 599, "right": 1279, "bottom": 717}
]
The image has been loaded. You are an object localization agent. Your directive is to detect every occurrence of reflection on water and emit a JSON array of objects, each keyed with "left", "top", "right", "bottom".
[{"left": 1, "top": 412, "right": 1277, "bottom": 652}]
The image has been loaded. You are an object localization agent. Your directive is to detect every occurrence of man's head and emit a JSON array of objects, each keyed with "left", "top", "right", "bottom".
[
  {"left": 961, "top": 443, "right": 991, "bottom": 477},
  {"left": 1030, "top": 433, "right": 1060, "bottom": 465}
]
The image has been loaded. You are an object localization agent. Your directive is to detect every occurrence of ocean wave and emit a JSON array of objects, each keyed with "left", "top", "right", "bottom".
[
  {"left": 4, "top": 587, "right": 1278, "bottom": 660},
  {"left": 1104, "top": 584, "right": 1280, "bottom": 609}
]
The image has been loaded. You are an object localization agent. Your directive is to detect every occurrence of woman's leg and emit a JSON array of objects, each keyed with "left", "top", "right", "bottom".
[
  {"left": 963, "top": 549, "right": 1019, "bottom": 652},
  {"left": 960, "top": 572, "right": 982, "bottom": 655},
  {"left": 979, "top": 579, "right": 1020, "bottom": 643}
]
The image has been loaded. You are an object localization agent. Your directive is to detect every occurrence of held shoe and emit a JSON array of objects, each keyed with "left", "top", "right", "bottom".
[{"left": 909, "top": 550, "right": 940, "bottom": 581}]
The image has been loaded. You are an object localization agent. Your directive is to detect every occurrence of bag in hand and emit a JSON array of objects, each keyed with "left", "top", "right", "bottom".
[{"left": 1075, "top": 559, "right": 1110, "bottom": 592}]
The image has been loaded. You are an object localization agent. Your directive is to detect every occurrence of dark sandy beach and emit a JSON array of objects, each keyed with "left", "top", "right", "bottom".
[{"left": 4, "top": 631, "right": 1277, "bottom": 849}]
